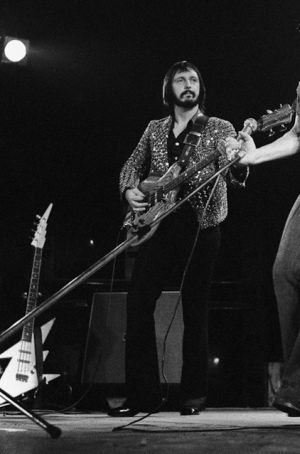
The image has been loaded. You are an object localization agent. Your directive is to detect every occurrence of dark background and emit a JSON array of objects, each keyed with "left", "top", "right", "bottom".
[{"left": 0, "top": 0, "right": 300, "bottom": 405}]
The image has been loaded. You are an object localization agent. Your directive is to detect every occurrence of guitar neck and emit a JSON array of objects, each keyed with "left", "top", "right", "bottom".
[
  {"left": 165, "top": 148, "right": 221, "bottom": 193},
  {"left": 21, "top": 247, "right": 43, "bottom": 342}
]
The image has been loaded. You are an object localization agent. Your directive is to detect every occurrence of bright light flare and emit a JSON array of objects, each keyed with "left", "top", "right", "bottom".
[{"left": 4, "top": 39, "right": 27, "bottom": 62}]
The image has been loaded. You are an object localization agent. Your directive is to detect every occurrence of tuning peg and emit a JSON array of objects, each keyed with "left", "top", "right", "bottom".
[
  {"left": 266, "top": 109, "right": 273, "bottom": 114},
  {"left": 280, "top": 124, "right": 287, "bottom": 132},
  {"left": 36, "top": 214, "right": 41, "bottom": 220},
  {"left": 268, "top": 129, "right": 275, "bottom": 137}
]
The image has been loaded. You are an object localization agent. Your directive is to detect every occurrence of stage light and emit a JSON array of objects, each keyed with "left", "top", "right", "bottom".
[
  {"left": 1, "top": 36, "right": 30, "bottom": 65},
  {"left": 4, "top": 40, "right": 26, "bottom": 62}
]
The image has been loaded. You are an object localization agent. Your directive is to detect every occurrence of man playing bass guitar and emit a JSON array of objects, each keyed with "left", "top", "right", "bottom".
[{"left": 108, "top": 61, "right": 248, "bottom": 417}]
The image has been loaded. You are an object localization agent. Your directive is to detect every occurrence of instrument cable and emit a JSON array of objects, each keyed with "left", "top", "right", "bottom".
[{"left": 113, "top": 175, "right": 221, "bottom": 431}]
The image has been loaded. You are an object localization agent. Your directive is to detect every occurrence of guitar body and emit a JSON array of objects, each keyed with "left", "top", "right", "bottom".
[
  {"left": 0, "top": 319, "right": 60, "bottom": 406},
  {"left": 138, "top": 162, "right": 181, "bottom": 197},
  {"left": 124, "top": 163, "right": 182, "bottom": 246}
]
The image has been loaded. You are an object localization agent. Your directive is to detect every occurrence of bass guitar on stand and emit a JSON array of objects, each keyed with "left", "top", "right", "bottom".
[{"left": 0, "top": 203, "right": 59, "bottom": 406}]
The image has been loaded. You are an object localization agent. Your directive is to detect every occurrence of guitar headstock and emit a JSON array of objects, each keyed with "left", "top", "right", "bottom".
[
  {"left": 256, "top": 103, "right": 295, "bottom": 134},
  {"left": 31, "top": 203, "right": 53, "bottom": 249}
]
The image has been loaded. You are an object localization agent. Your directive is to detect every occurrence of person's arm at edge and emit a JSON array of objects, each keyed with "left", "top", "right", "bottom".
[
  {"left": 238, "top": 81, "right": 300, "bottom": 165},
  {"left": 239, "top": 113, "right": 300, "bottom": 165}
]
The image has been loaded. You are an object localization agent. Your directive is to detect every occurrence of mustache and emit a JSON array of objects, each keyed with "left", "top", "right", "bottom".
[{"left": 180, "top": 90, "right": 195, "bottom": 98}]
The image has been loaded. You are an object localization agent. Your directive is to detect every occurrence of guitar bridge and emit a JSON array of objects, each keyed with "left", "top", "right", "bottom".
[{"left": 16, "top": 373, "right": 29, "bottom": 382}]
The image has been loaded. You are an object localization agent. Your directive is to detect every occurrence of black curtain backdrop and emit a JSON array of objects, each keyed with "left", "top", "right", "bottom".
[{"left": 0, "top": 0, "right": 299, "bottom": 364}]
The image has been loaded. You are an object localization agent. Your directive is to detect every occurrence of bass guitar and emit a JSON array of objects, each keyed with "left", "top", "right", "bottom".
[
  {"left": 123, "top": 104, "right": 295, "bottom": 246},
  {"left": 0, "top": 203, "right": 60, "bottom": 406}
]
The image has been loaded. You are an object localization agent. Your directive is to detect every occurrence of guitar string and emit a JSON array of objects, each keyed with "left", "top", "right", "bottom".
[
  {"left": 17, "top": 253, "right": 41, "bottom": 378},
  {"left": 137, "top": 150, "right": 221, "bottom": 225}
]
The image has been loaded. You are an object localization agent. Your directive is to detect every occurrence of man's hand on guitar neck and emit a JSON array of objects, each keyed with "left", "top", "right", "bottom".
[{"left": 125, "top": 187, "right": 149, "bottom": 212}]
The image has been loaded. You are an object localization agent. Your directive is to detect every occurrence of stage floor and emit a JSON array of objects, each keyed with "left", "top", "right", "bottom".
[{"left": 0, "top": 408, "right": 300, "bottom": 453}]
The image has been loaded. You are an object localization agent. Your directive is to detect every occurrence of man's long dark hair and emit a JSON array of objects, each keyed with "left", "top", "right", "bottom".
[{"left": 162, "top": 61, "right": 206, "bottom": 114}]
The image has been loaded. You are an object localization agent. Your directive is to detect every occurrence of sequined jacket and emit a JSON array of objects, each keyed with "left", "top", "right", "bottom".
[{"left": 119, "top": 114, "right": 248, "bottom": 229}]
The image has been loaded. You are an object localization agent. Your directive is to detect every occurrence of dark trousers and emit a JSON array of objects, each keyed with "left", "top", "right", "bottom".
[
  {"left": 273, "top": 195, "right": 300, "bottom": 386},
  {"left": 124, "top": 204, "right": 221, "bottom": 408}
]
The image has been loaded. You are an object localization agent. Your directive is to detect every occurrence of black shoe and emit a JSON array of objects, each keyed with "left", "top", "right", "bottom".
[
  {"left": 273, "top": 385, "right": 300, "bottom": 417},
  {"left": 180, "top": 406, "right": 201, "bottom": 415},
  {"left": 180, "top": 397, "right": 206, "bottom": 416},
  {"left": 107, "top": 404, "right": 139, "bottom": 417},
  {"left": 108, "top": 400, "right": 162, "bottom": 417},
  {"left": 273, "top": 398, "right": 300, "bottom": 417}
]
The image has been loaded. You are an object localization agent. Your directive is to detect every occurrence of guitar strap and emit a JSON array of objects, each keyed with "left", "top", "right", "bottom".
[{"left": 177, "top": 112, "right": 210, "bottom": 168}]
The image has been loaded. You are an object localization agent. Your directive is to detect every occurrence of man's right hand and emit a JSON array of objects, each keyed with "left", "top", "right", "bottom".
[{"left": 125, "top": 187, "right": 149, "bottom": 212}]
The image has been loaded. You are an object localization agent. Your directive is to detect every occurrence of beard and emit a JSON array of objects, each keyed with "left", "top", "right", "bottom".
[{"left": 172, "top": 90, "right": 200, "bottom": 109}]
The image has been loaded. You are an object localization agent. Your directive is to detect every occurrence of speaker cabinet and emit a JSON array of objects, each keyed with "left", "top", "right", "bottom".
[
  {"left": 81, "top": 291, "right": 183, "bottom": 384},
  {"left": 80, "top": 290, "right": 267, "bottom": 407}
]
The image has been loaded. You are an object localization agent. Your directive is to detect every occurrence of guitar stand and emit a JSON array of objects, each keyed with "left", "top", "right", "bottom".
[{"left": 0, "top": 387, "right": 61, "bottom": 438}]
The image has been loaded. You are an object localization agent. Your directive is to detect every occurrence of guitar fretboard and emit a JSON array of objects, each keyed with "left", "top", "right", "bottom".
[
  {"left": 147, "top": 149, "right": 221, "bottom": 206},
  {"left": 22, "top": 247, "right": 43, "bottom": 342},
  {"left": 166, "top": 149, "right": 221, "bottom": 192}
]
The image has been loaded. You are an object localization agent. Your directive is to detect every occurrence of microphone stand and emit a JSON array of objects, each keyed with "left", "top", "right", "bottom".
[
  {"left": 0, "top": 152, "right": 242, "bottom": 346},
  {"left": 0, "top": 388, "right": 61, "bottom": 438}
]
